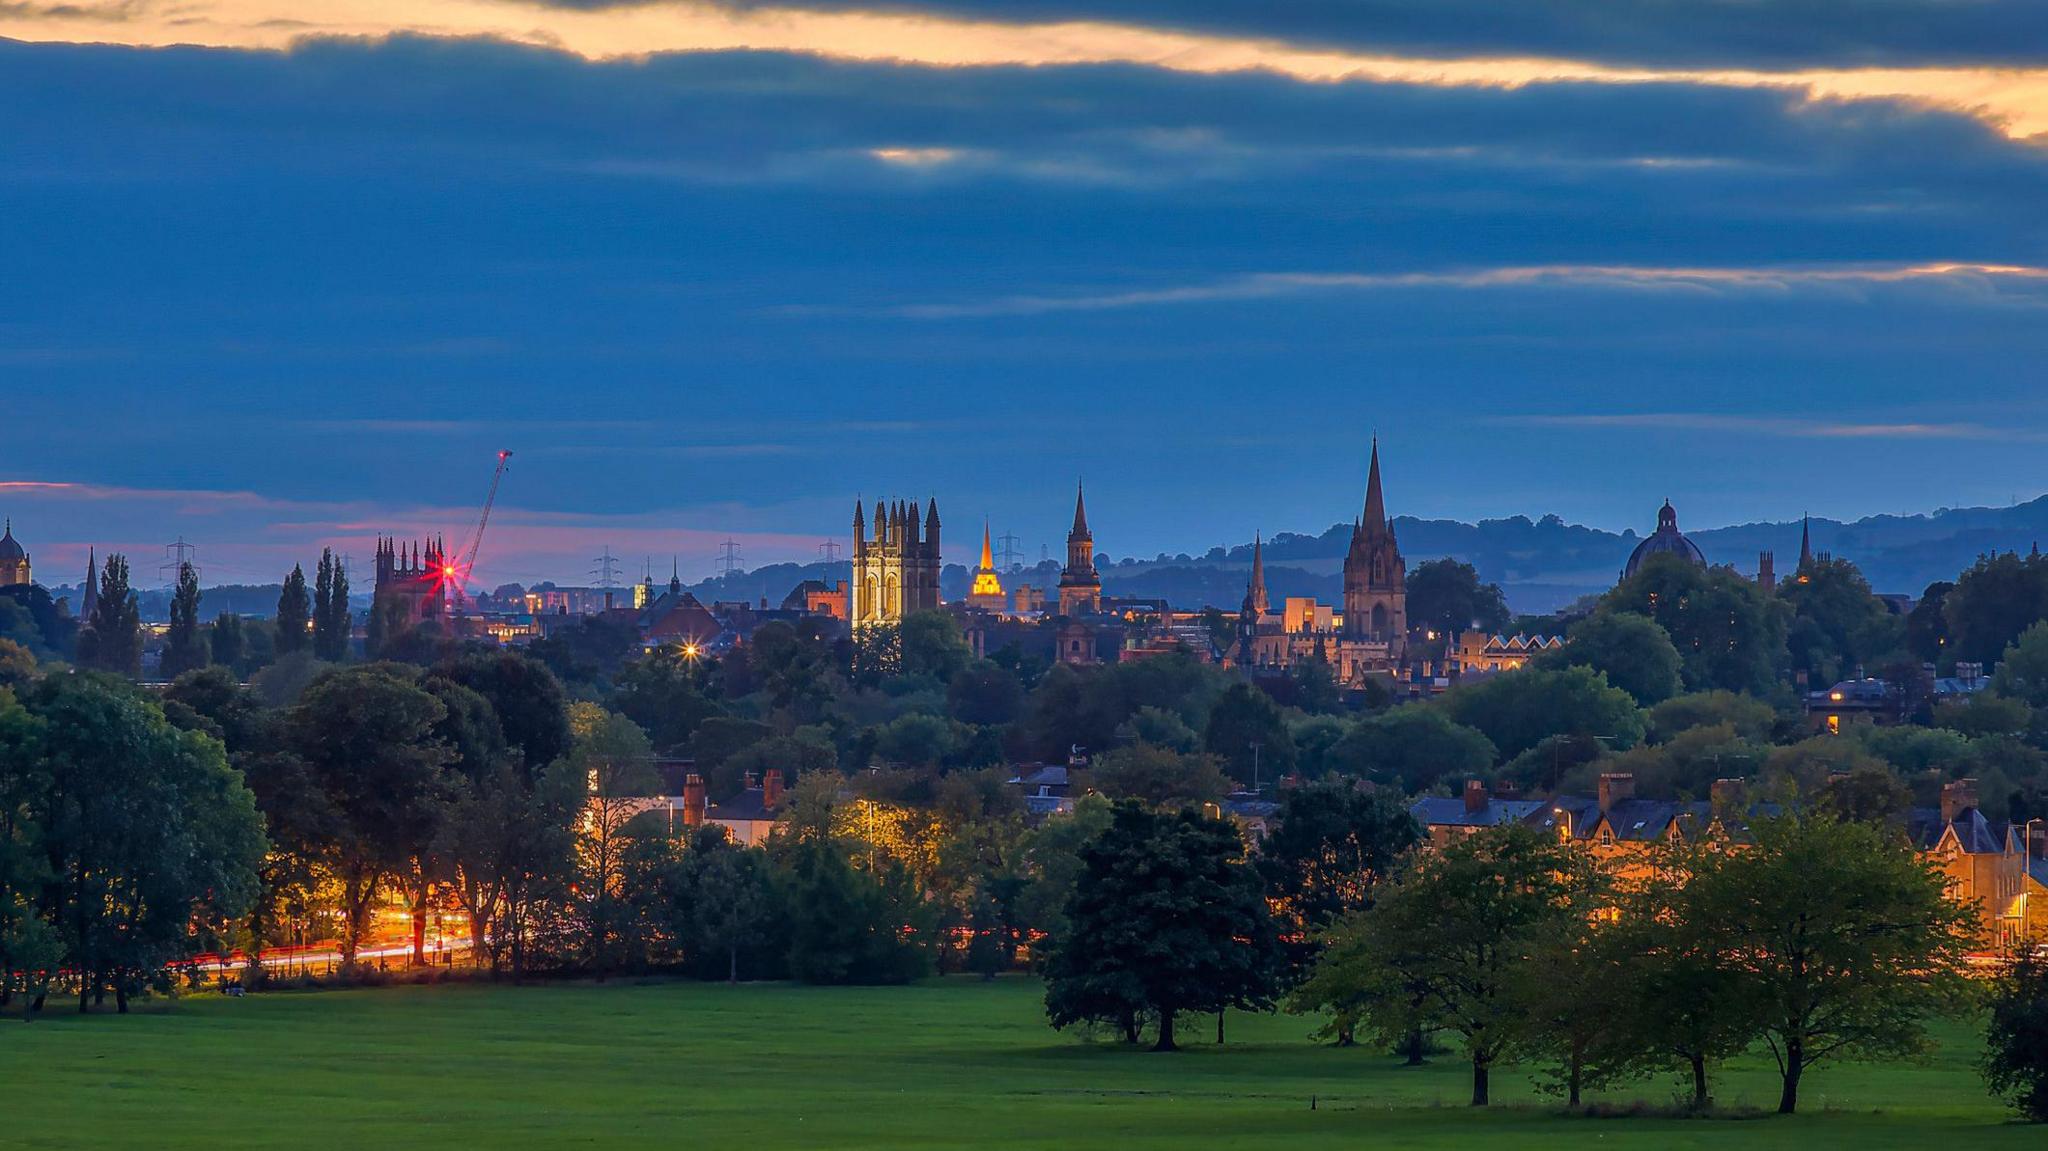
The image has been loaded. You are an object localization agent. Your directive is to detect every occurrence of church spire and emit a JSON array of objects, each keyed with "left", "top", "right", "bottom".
[
  {"left": 1070, "top": 481, "right": 1090, "bottom": 541},
  {"left": 1362, "top": 439, "right": 1386, "bottom": 528},
  {"left": 79, "top": 547, "right": 98, "bottom": 620},
  {"left": 979, "top": 520, "right": 996, "bottom": 571},
  {"left": 1798, "top": 513, "right": 1813, "bottom": 568},
  {"left": 1243, "top": 533, "right": 1269, "bottom": 616}
]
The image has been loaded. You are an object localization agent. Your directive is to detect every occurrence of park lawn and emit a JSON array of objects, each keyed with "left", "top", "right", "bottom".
[{"left": 0, "top": 976, "right": 2030, "bottom": 1150}]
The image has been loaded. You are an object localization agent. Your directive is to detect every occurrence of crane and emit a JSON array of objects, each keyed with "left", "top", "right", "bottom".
[{"left": 448, "top": 450, "right": 512, "bottom": 616}]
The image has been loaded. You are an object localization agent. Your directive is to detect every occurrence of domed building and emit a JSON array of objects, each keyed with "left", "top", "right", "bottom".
[
  {"left": 1622, "top": 500, "right": 1706, "bottom": 580},
  {"left": 0, "top": 519, "right": 30, "bottom": 587}
]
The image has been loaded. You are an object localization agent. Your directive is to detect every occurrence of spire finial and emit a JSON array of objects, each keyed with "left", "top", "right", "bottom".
[{"left": 1362, "top": 440, "right": 1386, "bottom": 527}]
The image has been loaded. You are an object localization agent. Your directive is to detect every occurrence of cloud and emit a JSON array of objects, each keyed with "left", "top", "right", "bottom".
[
  {"left": 845, "top": 262, "right": 2048, "bottom": 318},
  {"left": 1492, "top": 412, "right": 2048, "bottom": 443},
  {"left": 7, "top": 1, "right": 2048, "bottom": 138}
]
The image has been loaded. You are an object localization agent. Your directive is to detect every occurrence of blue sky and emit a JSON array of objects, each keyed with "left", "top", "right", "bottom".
[{"left": 4, "top": 3, "right": 2048, "bottom": 587}]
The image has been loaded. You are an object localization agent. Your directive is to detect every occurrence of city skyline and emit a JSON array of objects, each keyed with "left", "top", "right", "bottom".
[{"left": 6, "top": 1, "right": 2048, "bottom": 583}]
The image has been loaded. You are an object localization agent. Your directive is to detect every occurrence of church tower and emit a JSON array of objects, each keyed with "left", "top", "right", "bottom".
[
  {"left": 1342, "top": 441, "right": 1406, "bottom": 645},
  {"left": 851, "top": 496, "right": 942, "bottom": 625},
  {"left": 967, "top": 521, "right": 1006, "bottom": 612},
  {"left": 1057, "top": 482, "right": 1102, "bottom": 616}
]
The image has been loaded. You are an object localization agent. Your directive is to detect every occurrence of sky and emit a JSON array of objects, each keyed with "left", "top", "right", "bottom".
[{"left": 4, "top": 1, "right": 2048, "bottom": 588}]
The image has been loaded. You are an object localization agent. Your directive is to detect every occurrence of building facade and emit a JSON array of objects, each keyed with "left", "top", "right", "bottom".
[
  {"left": 852, "top": 498, "right": 942, "bottom": 626},
  {"left": 1342, "top": 441, "right": 1407, "bottom": 650},
  {"left": 374, "top": 536, "right": 448, "bottom": 628}
]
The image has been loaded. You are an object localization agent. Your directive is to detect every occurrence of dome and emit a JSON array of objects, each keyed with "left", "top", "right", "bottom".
[
  {"left": 0, "top": 520, "right": 23, "bottom": 562},
  {"left": 1623, "top": 500, "right": 1706, "bottom": 578}
]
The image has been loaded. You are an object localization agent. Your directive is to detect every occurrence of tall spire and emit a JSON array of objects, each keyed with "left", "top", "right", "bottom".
[
  {"left": 979, "top": 520, "right": 996, "bottom": 571},
  {"left": 79, "top": 547, "right": 98, "bottom": 620},
  {"left": 1798, "top": 513, "right": 1813, "bottom": 568},
  {"left": 1362, "top": 438, "right": 1386, "bottom": 528},
  {"left": 1070, "top": 481, "right": 1090, "bottom": 540},
  {"left": 1244, "top": 533, "right": 1269, "bottom": 616}
]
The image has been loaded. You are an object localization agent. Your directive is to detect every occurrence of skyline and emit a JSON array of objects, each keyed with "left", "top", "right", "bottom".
[{"left": 6, "top": 1, "right": 2048, "bottom": 583}]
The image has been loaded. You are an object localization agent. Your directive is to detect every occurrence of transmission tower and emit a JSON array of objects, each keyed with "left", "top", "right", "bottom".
[
  {"left": 996, "top": 530, "right": 1023, "bottom": 572},
  {"left": 818, "top": 540, "right": 841, "bottom": 564},
  {"left": 590, "top": 547, "right": 622, "bottom": 590},
  {"left": 159, "top": 537, "right": 200, "bottom": 589},
  {"left": 715, "top": 538, "right": 744, "bottom": 577}
]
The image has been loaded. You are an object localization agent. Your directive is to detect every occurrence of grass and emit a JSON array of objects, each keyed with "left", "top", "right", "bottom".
[{"left": 0, "top": 976, "right": 2032, "bottom": 1149}]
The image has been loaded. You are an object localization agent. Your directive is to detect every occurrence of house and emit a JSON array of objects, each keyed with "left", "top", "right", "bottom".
[
  {"left": 1410, "top": 780, "right": 1547, "bottom": 846},
  {"left": 1006, "top": 763, "right": 1076, "bottom": 818},
  {"left": 706, "top": 769, "right": 788, "bottom": 847},
  {"left": 1906, "top": 779, "right": 2028, "bottom": 954}
]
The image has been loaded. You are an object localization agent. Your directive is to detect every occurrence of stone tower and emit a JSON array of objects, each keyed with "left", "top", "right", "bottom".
[
  {"left": 374, "top": 535, "right": 448, "bottom": 628},
  {"left": 0, "top": 519, "right": 30, "bottom": 588},
  {"left": 851, "top": 498, "right": 942, "bottom": 625},
  {"left": 1342, "top": 441, "right": 1406, "bottom": 644},
  {"left": 1057, "top": 482, "right": 1101, "bottom": 616}
]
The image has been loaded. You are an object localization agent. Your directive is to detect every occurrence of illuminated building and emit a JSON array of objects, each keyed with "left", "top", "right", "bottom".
[
  {"left": 373, "top": 536, "right": 448, "bottom": 628},
  {"left": 0, "top": 519, "right": 30, "bottom": 587},
  {"left": 852, "top": 498, "right": 942, "bottom": 625},
  {"left": 1056, "top": 483, "right": 1102, "bottom": 616},
  {"left": 966, "top": 522, "right": 1006, "bottom": 612},
  {"left": 1342, "top": 440, "right": 1406, "bottom": 651}
]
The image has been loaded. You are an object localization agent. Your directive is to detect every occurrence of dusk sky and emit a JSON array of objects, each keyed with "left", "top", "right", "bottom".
[{"left": 5, "top": 1, "right": 2048, "bottom": 588}]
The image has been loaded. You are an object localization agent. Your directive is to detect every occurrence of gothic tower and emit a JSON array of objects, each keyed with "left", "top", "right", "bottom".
[
  {"left": 1057, "top": 482, "right": 1102, "bottom": 616},
  {"left": 851, "top": 496, "right": 942, "bottom": 625},
  {"left": 1342, "top": 440, "right": 1406, "bottom": 645},
  {"left": 967, "top": 520, "right": 1006, "bottom": 612}
]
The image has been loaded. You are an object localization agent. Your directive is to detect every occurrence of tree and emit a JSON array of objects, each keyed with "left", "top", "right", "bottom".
[
  {"left": 1311, "top": 823, "right": 1602, "bottom": 1104},
  {"left": 1539, "top": 611, "right": 1682, "bottom": 706},
  {"left": 1406, "top": 558, "right": 1510, "bottom": 643},
  {"left": 161, "top": 563, "right": 208, "bottom": 679},
  {"left": 614, "top": 652, "right": 723, "bottom": 754},
  {"left": 1203, "top": 681, "right": 1295, "bottom": 786},
  {"left": 566, "top": 702, "right": 659, "bottom": 973},
  {"left": 1524, "top": 918, "right": 1636, "bottom": 1107},
  {"left": 312, "top": 548, "right": 351, "bottom": 662},
  {"left": 1647, "top": 689, "right": 1778, "bottom": 743},
  {"left": 1257, "top": 781, "right": 1418, "bottom": 972},
  {"left": 899, "top": 609, "right": 972, "bottom": 682},
  {"left": 1944, "top": 550, "right": 2048, "bottom": 667},
  {"left": 1441, "top": 665, "right": 1644, "bottom": 760},
  {"left": 1043, "top": 801, "right": 1283, "bottom": 1051},
  {"left": 1992, "top": 621, "right": 2048, "bottom": 709},
  {"left": 1982, "top": 947, "right": 2048, "bottom": 1122},
  {"left": 685, "top": 832, "right": 779, "bottom": 983},
  {"left": 1906, "top": 580, "right": 1953, "bottom": 664},
  {"left": 288, "top": 663, "right": 451, "bottom": 968},
  {"left": 782, "top": 835, "right": 931, "bottom": 985},
  {"left": 947, "top": 660, "right": 1024, "bottom": 726},
  {"left": 11, "top": 675, "right": 265, "bottom": 1011},
  {"left": 1779, "top": 556, "right": 1904, "bottom": 686},
  {"left": 1604, "top": 555, "right": 1787, "bottom": 695},
  {"left": 73, "top": 554, "right": 141, "bottom": 677},
  {"left": 1327, "top": 707, "right": 1497, "bottom": 792},
  {"left": 275, "top": 564, "right": 311, "bottom": 657},
  {"left": 1685, "top": 813, "right": 1973, "bottom": 1113},
  {"left": 1609, "top": 859, "right": 1758, "bottom": 1109},
  {"left": 433, "top": 649, "right": 574, "bottom": 771},
  {"left": 209, "top": 612, "right": 248, "bottom": 673},
  {"left": 1089, "top": 743, "right": 1233, "bottom": 808}
]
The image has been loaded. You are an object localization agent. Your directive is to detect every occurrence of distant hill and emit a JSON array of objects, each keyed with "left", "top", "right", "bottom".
[{"left": 80, "top": 496, "right": 2048, "bottom": 621}]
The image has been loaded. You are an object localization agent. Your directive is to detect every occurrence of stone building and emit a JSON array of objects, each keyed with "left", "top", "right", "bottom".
[{"left": 851, "top": 498, "right": 942, "bottom": 626}]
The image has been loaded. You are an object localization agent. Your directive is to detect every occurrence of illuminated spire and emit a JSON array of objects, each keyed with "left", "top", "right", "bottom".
[
  {"left": 970, "top": 519, "right": 1004, "bottom": 598},
  {"left": 980, "top": 521, "right": 995, "bottom": 571}
]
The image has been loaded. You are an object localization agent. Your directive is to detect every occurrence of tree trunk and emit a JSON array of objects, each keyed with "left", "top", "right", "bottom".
[
  {"left": 1153, "top": 1008, "right": 1178, "bottom": 1053},
  {"left": 411, "top": 872, "right": 429, "bottom": 968},
  {"left": 115, "top": 983, "right": 128, "bottom": 1014},
  {"left": 1690, "top": 1055, "right": 1709, "bottom": 1110},
  {"left": 1778, "top": 1041, "right": 1803, "bottom": 1115},
  {"left": 728, "top": 945, "right": 739, "bottom": 985},
  {"left": 1567, "top": 1052, "right": 1582, "bottom": 1107},
  {"left": 1401, "top": 1027, "right": 1426, "bottom": 1065},
  {"left": 1471, "top": 1054, "right": 1490, "bottom": 1107},
  {"left": 1120, "top": 1009, "right": 1140, "bottom": 1045},
  {"left": 1335, "top": 1020, "right": 1355, "bottom": 1048},
  {"left": 1216, "top": 1010, "right": 1226, "bottom": 1046}
]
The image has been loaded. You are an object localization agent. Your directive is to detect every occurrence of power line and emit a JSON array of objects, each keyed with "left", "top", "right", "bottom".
[
  {"left": 715, "top": 538, "right": 744, "bottom": 577},
  {"left": 590, "top": 546, "right": 622, "bottom": 590},
  {"left": 818, "top": 540, "right": 841, "bottom": 564},
  {"left": 159, "top": 537, "right": 199, "bottom": 589},
  {"left": 996, "top": 530, "right": 1023, "bottom": 572}
]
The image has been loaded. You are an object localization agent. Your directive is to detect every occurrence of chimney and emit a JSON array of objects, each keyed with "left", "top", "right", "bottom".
[
  {"left": 763, "top": 769, "right": 784, "bottom": 810},
  {"left": 1463, "top": 779, "right": 1488, "bottom": 814},
  {"left": 1939, "top": 778, "right": 1978, "bottom": 823},
  {"left": 682, "top": 774, "right": 706, "bottom": 827},
  {"left": 1709, "top": 778, "right": 1745, "bottom": 810},
  {"left": 1598, "top": 772, "right": 1635, "bottom": 814}
]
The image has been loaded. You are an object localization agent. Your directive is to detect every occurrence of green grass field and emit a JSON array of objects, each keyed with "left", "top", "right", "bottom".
[{"left": 0, "top": 977, "right": 2031, "bottom": 1149}]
